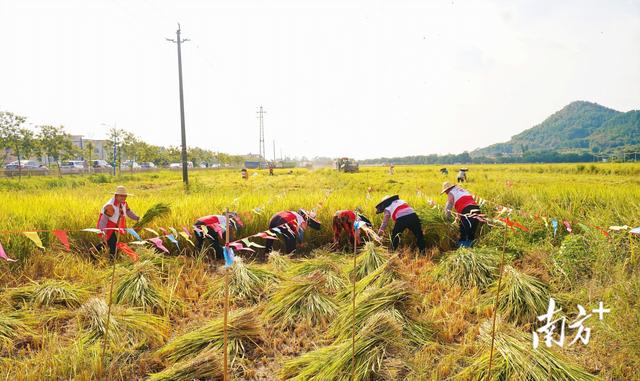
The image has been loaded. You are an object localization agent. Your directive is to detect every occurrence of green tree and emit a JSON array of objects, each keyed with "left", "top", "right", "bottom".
[
  {"left": 105, "top": 128, "right": 126, "bottom": 174},
  {"left": 0, "top": 112, "right": 37, "bottom": 180},
  {"left": 37, "top": 125, "right": 76, "bottom": 177}
]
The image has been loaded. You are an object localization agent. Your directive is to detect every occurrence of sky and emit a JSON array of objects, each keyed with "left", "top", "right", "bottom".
[{"left": 1, "top": 0, "right": 638, "bottom": 160}]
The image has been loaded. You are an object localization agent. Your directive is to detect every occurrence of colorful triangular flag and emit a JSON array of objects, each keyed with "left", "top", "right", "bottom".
[
  {"left": 0, "top": 240, "right": 16, "bottom": 262},
  {"left": 148, "top": 237, "right": 169, "bottom": 254},
  {"left": 167, "top": 234, "right": 179, "bottom": 249},
  {"left": 144, "top": 228, "right": 159, "bottom": 237},
  {"left": 23, "top": 232, "right": 44, "bottom": 249},
  {"left": 126, "top": 228, "right": 142, "bottom": 241},
  {"left": 223, "top": 246, "right": 235, "bottom": 268},
  {"left": 116, "top": 242, "right": 139, "bottom": 262},
  {"left": 52, "top": 230, "right": 70, "bottom": 251}
]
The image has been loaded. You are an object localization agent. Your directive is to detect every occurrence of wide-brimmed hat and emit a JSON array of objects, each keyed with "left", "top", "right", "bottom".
[
  {"left": 375, "top": 195, "right": 399, "bottom": 214},
  {"left": 440, "top": 182, "right": 455, "bottom": 194},
  {"left": 299, "top": 209, "right": 322, "bottom": 230},
  {"left": 113, "top": 185, "right": 133, "bottom": 196}
]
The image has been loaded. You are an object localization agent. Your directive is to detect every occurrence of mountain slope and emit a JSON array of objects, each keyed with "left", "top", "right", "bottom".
[{"left": 473, "top": 101, "right": 638, "bottom": 156}]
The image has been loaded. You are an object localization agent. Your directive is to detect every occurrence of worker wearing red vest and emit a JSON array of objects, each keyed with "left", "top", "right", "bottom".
[
  {"left": 96, "top": 185, "right": 140, "bottom": 258},
  {"left": 265, "top": 209, "right": 321, "bottom": 254},
  {"left": 441, "top": 182, "right": 481, "bottom": 247},
  {"left": 332, "top": 210, "right": 372, "bottom": 249},
  {"left": 194, "top": 212, "right": 244, "bottom": 260},
  {"left": 376, "top": 195, "right": 426, "bottom": 253}
]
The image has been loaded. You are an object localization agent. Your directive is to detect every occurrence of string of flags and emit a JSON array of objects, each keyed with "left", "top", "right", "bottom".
[
  {"left": 0, "top": 216, "right": 307, "bottom": 264},
  {"left": 420, "top": 191, "right": 639, "bottom": 240},
  {"left": 1, "top": 195, "right": 639, "bottom": 263}
]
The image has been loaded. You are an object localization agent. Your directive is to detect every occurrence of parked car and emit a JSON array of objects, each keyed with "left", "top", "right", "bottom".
[
  {"left": 139, "top": 162, "right": 156, "bottom": 169},
  {"left": 60, "top": 160, "right": 86, "bottom": 174},
  {"left": 122, "top": 160, "right": 141, "bottom": 169},
  {"left": 5, "top": 160, "right": 44, "bottom": 170},
  {"left": 168, "top": 162, "right": 194, "bottom": 169},
  {"left": 4, "top": 160, "right": 49, "bottom": 176},
  {"left": 60, "top": 160, "right": 86, "bottom": 169},
  {"left": 91, "top": 160, "right": 112, "bottom": 168}
]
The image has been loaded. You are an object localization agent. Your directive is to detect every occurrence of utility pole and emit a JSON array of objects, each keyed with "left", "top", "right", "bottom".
[
  {"left": 167, "top": 23, "right": 190, "bottom": 186},
  {"left": 257, "top": 106, "right": 266, "bottom": 161},
  {"left": 273, "top": 140, "right": 276, "bottom": 162}
]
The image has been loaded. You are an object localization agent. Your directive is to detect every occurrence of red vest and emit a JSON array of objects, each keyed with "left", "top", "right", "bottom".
[
  {"left": 449, "top": 186, "right": 477, "bottom": 213},
  {"left": 274, "top": 211, "right": 302, "bottom": 233},
  {"left": 335, "top": 210, "right": 356, "bottom": 222}
]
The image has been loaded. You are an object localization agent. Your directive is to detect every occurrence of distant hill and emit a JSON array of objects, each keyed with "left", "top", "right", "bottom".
[{"left": 472, "top": 101, "right": 639, "bottom": 157}]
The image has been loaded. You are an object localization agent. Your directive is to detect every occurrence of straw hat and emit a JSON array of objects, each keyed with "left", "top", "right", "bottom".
[
  {"left": 113, "top": 185, "right": 133, "bottom": 196},
  {"left": 375, "top": 195, "right": 399, "bottom": 214},
  {"left": 440, "top": 181, "right": 455, "bottom": 194}
]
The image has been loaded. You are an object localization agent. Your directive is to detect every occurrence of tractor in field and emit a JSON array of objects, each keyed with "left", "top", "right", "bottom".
[{"left": 336, "top": 157, "right": 359, "bottom": 173}]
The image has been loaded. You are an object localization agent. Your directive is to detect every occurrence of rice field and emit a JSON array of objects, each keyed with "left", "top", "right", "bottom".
[{"left": 1, "top": 163, "right": 639, "bottom": 380}]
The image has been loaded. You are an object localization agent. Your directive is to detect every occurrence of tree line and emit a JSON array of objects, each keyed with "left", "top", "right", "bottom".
[{"left": 0, "top": 111, "right": 248, "bottom": 177}]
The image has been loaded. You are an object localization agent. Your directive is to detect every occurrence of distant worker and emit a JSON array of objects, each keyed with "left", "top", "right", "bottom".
[
  {"left": 376, "top": 195, "right": 426, "bottom": 253},
  {"left": 332, "top": 209, "right": 372, "bottom": 249},
  {"left": 268, "top": 163, "right": 274, "bottom": 176},
  {"left": 441, "top": 182, "right": 482, "bottom": 248},
  {"left": 97, "top": 186, "right": 140, "bottom": 259},
  {"left": 389, "top": 164, "right": 395, "bottom": 175},
  {"left": 265, "top": 209, "right": 321, "bottom": 254},
  {"left": 457, "top": 168, "right": 467, "bottom": 183},
  {"left": 193, "top": 212, "right": 244, "bottom": 260},
  {"left": 440, "top": 167, "right": 448, "bottom": 176},
  {"left": 241, "top": 168, "right": 248, "bottom": 180}
]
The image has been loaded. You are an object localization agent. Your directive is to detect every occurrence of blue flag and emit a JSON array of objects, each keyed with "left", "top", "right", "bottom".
[
  {"left": 354, "top": 220, "right": 367, "bottom": 230},
  {"left": 223, "top": 246, "right": 235, "bottom": 268},
  {"left": 126, "top": 228, "right": 142, "bottom": 241},
  {"left": 551, "top": 219, "right": 558, "bottom": 237},
  {"left": 167, "top": 234, "right": 180, "bottom": 249}
]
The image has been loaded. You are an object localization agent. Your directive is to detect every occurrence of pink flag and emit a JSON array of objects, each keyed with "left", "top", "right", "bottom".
[
  {"left": 52, "top": 230, "right": 71, "bottom": 251},
  {"left": 0, "top": 240, "right": 16, "bottom": 262},
  {"left": 229, "top": 242, "right": 244, "bottom": 251},
  {"left": 148, "top": 237, "right": 169, "bottom": 254},
  {"left": 255, "top": 232, "right": 278, "bottom": 240},
  {"left": 563, "top": 221, "right": 573, "bottom": 234},
  {"left": 182, "top": 226, "right": 192, "bottom": 238}
]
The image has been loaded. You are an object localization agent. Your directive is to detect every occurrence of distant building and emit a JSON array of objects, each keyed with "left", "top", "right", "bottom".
[{"left": 69, "top": 135, "right": 109, "bottom": 160}]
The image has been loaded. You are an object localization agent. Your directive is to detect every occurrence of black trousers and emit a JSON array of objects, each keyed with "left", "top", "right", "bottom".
[
  {"left": 265, "top": 216, "right": 297, "bottom": 254},
  {"left": 194, "top": 222, "right": 224, "bottom": 260},
  {"left": 459, "top": 205, "right": 481, "bottom": 242},
  {"left": 391, "top": 213, "right": 426, "bottom": 253},
  {"left": 96, "top": 233, "right": 118, "bottom": 260}
]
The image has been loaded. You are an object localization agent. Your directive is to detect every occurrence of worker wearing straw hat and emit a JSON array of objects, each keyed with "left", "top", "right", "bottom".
[
  {"left": 193, "top": 212, "right": 244, "bottom": 260},
  {"left": 441, "top": 181, "right": 482, "bottom": 247},
  {"left": 376, "top": 195, "right": 426, "bottom": 253},
  {"left": 96, "top": 185, "right": 139, "bottom": 258}
]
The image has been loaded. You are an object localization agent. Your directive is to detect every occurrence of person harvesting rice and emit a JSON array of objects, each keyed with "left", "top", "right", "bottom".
[
  {"left": 193, "top": 212, "right": 244, "bottom": 260},
  {"left": 376, "top": 195, "right": 426, "bottom": 253},
  {"left": 441, "top": 181, "right": 482, "bottom": 247},
  {"left": 265, "top": 209, "right": 321, "bottom": 254},
  {"left": 331, "top": 209, "right": 372, "bottom": 249},
  {"left": 96, "top": 185, "right": 140, "bottom": 258}
]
